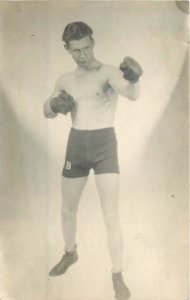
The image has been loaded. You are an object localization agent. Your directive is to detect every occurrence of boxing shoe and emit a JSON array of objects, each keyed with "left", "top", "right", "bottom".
[
  {"left": 112, "top": 272, "right": 131, "bottom": 300},
  {"left": 49, "top": 248, "right": 78, "bottom": 276}
]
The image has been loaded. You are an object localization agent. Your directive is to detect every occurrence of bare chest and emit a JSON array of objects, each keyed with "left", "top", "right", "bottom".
[{"left": 66, "top": 69, "right": 114, "bottom": 103}]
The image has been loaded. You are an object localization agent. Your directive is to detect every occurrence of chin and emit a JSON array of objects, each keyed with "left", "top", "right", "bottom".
[
  {"left": 79, "top": 61, "right": 87, "bottom": 66},
  {"left": 79, "top": 63, "right": 90, "bottom": 70}
]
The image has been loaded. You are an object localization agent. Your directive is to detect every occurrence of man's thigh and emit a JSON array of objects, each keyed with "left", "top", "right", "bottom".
[
  {"left": 95, "top": 174, "right": 120, "bottom": 215},
  {"left": 61, "top": 176, "right": 88, "bottom": 210}
]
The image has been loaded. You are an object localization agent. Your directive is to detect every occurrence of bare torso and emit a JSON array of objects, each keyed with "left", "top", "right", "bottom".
[{"left": 59, "top": 64, "right": 118, "bottom": 130}]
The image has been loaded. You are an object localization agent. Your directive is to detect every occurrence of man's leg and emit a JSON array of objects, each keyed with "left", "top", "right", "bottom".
[
  {"left": 95, "top": 173, "right": 123, "bottom": 273},
  {"left": 95, "top": 173, "right": 130, "bottom": 299},
  {"left": 61, "top": 176, "right": 88, "bottom": 251},
  {"left": 49, "top": 176, "right": 88, "bottom": 276}
]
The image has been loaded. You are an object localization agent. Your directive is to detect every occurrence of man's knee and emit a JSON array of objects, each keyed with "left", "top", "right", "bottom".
[
  {"left": 61, "top": 201, "right": 78, "bottom": 216},
  {"left": 103, "top": 212, "right": 120, "bottom": 227}
]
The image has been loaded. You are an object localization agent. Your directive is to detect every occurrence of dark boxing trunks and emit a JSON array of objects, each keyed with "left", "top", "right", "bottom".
[{"left": 62, "top": 127, "right": 120, "bottom": 178}]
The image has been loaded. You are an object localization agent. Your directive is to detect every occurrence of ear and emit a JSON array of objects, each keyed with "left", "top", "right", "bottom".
[
  {"left": 91, "top": 38, "right": 95, "bottom": 48},
  {"left": 64, "top": 44, "right": 69, "bottom": 51}
]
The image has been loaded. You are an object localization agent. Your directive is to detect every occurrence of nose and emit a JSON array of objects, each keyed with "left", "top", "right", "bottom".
[{"left": 79, "top": 50, "right": 85, "bottom": 60}]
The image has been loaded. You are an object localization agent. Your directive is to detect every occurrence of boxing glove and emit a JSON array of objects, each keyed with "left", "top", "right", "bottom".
[
  {"left": 120, "top": 57, "right": 143, "bottom": 83},
  {"left": 50, "top": 90, "right": 74, "bottom": 115}
]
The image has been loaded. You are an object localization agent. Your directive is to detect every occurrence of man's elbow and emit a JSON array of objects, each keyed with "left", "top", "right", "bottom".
[
  {"left": 43, "top": 102, "right": 57, "bottom": 118},
  {"left": 126, "top": 81, "right": 140, "bottom": 101},
  {"left": 127, "top": 88, "right": 140, "bottom": 100},
  {"left": 128, "top": 93, "right": 139, "bottom": 101},
  {"left": 43, "top": 110, "right": 56, "bottom": 118}
]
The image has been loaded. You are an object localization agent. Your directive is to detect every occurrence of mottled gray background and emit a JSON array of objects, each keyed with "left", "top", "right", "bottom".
[{"left": 0, "top": 1, "right": 188, "bottom": 300}]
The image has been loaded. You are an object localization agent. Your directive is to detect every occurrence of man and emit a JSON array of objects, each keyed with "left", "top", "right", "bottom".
[{"left": 44, "top": 22, "right": 143, "bottom": 300}]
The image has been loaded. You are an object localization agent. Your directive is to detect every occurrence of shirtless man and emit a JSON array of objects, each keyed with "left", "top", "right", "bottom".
[{"left": 43, "top": 22, "right": 143, "bottom": 300}]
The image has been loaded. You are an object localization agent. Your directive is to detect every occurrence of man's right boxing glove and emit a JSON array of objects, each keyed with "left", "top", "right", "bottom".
[
  {"left": 120, "top": 57, "right": 143, "bottom": 83},
  {"left": 50, "top": 90, "right": 74, "bottom": 115}
]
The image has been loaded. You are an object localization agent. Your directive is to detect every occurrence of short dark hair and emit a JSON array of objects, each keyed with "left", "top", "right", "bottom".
[{"left": 62, "top": 22, "right": 93, "bottom": 46}]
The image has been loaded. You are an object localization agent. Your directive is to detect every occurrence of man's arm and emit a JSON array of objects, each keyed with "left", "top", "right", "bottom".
[
  {"left": 43, "top": 77, "right": 63, "bottom": 118},
  {"left": 43, "top": 93, "right": 59, "bottom": 118},
  {"left": 108, "top": 68, "right": 140, "bottom": 100},
  {"left": 43, "top": 75, "right": 74, "bottom": 118},
  {"left": 107, "top": 57, "right": 143, "bottom": 101}
]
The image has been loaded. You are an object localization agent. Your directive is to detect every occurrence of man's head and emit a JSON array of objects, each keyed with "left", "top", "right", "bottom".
[
  {"left": 62, "top": 22, "right": 93, "bottom": 46},
  {"left": 62, "top": 22, "right": 95, "bottom": 68}
]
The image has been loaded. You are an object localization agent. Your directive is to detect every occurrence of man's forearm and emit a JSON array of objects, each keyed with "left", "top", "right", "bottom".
[
  {"left": 43, "top": 98, "right": 58, "bottom": 118},
  {"left": 119, "top": 56, "right": 142, "bottom": 100},
  {"left": 126, "top": 81, "right": 140, "bottom": 101}
]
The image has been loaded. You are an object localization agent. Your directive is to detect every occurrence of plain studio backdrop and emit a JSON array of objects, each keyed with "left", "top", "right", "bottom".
[{"left": 0, "top": 1, "right": 188, "bottom": 300}]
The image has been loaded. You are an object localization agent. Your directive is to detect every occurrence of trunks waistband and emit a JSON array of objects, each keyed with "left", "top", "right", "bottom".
[{"left": 71, "top": 127, "right": 115, "bottom": 135}]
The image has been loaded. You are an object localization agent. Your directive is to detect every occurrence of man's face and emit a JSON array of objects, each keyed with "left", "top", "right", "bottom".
[{"left": 67, "top": 36, "right": 95, "bottom": 68}]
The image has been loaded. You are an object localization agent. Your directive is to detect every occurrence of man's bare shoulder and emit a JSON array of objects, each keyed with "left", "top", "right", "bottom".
[
  {"left": 101, "top": 64, "right": 121, "bottom": 75},
  {"left": 55, "top": 71, "right": 74, "bottom": 90},
  {"left": 56, "top": 71, "right": 74, "bottom": 84},
  {"left": 100, "top": 64, "right": 122, "bottom": 80}
]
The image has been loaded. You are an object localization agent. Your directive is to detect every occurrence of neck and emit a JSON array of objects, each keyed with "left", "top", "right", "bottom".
[{"left": 78, "top": 58, "right": 102, "bottom": 71}]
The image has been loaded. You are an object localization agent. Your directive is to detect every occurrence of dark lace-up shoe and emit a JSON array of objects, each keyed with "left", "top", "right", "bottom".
[
  {"left": 49, "top": 249, "right": 78, "bottom": 276},
  {"left": 112, "top": 272, "right": 131, "bottom": 300}
]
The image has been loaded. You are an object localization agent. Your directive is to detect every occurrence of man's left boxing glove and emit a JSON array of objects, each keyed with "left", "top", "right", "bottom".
[
  {"left": 50, "top": 90, "right": 74, "bottom": 115},
  {"left": 120, "top": 57, "right": 143, "bottom": 83}
]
